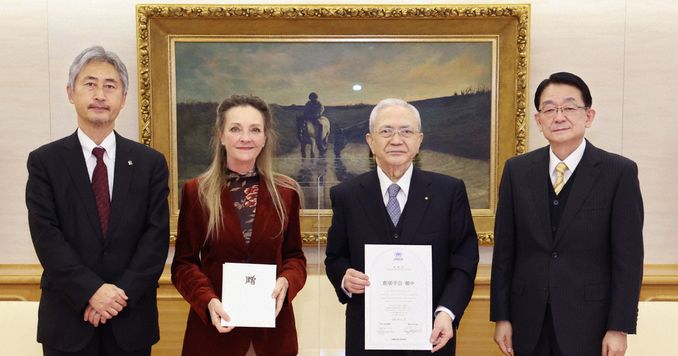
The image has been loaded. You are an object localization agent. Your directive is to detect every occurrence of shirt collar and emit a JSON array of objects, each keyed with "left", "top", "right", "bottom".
[
  {"left": 78, "top": 128, "right": 117, "bottom": 162},
  {"left": 549, "top": 139, "right": 586, "bottom": 175},
  {"left": 377, "top": 163, "right": 413, "bottom": 199},
  {"left": 227, "top": 167, "right": 258, "bottom": 179}
]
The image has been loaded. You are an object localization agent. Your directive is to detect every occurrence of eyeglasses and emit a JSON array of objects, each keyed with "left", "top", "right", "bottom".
[
  {"left": 539, "top": 104, "right": 588, "bottom": 119},
  {"left": 374, "top": 128, "right": 421, "bottom": 138}
]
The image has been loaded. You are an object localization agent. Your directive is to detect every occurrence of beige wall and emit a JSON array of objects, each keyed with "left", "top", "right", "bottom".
[{"left": 2, "top": 0, "right": 677, "bottom": 265}]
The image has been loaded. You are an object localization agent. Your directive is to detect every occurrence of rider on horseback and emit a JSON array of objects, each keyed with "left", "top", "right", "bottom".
[{"left": 304, "top": 92, "right": 325, "bottom": 150}]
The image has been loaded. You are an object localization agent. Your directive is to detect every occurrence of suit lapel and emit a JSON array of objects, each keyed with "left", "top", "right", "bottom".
[
  {"left": 399, "top": 169, "right": 432, "bottom": 245},
  {"left": 553, "top": 141, "right": 602, "bottom": 246},
  {"left": 527, "top": 148, "right": 554, "bottom": 249},
  {"left": 356, "top": 171, "right": 392, "bottom": 243},
  {"left": 107, "top": 133, "right": 133, "bottom": 242},
  {"left": 61, "top": 131, "right": 105, "bottom": 241}
]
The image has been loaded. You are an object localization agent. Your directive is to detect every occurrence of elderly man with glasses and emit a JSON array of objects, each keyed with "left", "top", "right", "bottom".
[
  {"left": 490, "top": 72, "right": 644, "bottom": 356},
  {"left": 325, "top": 98, "right": 480, "bottom": 356}
]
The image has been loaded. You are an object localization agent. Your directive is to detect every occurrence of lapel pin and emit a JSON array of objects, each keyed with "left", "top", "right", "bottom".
[{"left": 128, "top": 160, "right": 133, "bottom": 165}]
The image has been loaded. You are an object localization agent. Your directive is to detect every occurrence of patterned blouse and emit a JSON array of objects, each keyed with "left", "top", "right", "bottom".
[{"left": 226, "top": 169, "right": 259, "bottom": 247}]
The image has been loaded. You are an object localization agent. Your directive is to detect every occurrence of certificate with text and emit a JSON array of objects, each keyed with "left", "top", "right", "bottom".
[
  {"left": 221, "top": 262, "right": 276, "bottom": 328},
  {"left": 364, "top": 244, "right": 432, "bottom": 350}
]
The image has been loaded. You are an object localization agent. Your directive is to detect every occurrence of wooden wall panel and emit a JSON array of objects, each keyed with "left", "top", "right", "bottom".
[{"left": 2, "top": 264, "right": 676, "bottom": 356}]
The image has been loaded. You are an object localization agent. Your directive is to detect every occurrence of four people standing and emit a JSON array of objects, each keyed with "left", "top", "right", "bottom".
[{"left": 27, "top": 45, "right": 644, "bottom": 356}]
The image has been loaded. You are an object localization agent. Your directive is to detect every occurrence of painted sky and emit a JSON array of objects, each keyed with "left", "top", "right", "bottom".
[{"left": 174, "top": 41, "right": 493, "bottom": 106}]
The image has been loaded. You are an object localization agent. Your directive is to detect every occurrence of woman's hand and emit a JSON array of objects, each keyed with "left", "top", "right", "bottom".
[
  {"left": 208, "top": 298, "right": 235, "bottom": 333},
  {"left": 272, "top": 277, "right": 289, "bottom": 317}
]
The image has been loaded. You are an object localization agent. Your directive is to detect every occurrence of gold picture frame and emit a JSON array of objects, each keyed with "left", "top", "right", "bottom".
[{"left": 136, "top": 4, "right": 530, "bottom": 246}]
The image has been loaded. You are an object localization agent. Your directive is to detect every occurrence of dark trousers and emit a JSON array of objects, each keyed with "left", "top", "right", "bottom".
[
  {"left": 516, "top": 303, "right": 564, "bottom": 356},
  {"left": 42, "top": 323, "right": 151, "bottom": 356}
]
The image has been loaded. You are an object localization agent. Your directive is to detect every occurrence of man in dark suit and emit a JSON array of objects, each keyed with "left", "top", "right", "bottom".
[
  {"left": 490, "top": 72, "right": 644, "bottom": 356},
  {"left": 325, "top": 98, "right": 479, "bottom": 355},
  {"left": 26, "top": 45, "right": 170, "bottom": 356}
]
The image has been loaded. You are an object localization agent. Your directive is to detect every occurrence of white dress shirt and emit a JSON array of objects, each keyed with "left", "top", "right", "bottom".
[
  {"left": 549, "top": 139, "right": 586, "bottom": 187},
  {"left": 342, "top": 163, "right": 455, "bottom": 322},
  {"left": 376, "top": 163, "right": 413, "bottom": 212},
  {"left": 78, "top": 128, "right": 116, "bottom": 199}
]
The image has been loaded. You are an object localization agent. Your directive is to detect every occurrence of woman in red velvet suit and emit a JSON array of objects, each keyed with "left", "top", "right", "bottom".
[{"left": 171, "top": 94, "right": 307, "bottom": 356}]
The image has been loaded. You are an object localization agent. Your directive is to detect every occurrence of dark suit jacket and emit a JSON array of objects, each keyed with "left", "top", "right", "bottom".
[
  {"left": 171, "top": 177, "right": 307, "bottom": 356},
  {"left": 325, "top": 168, "right": 479, "bottom": 356},
  {"left": 490, "top": 141, "right": 644, "bottom": 356},
  {"left": 26, "top": 130, "right": 170, "bottom": 352}
]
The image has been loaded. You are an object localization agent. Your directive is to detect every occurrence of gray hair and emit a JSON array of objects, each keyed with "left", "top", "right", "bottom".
[
  {"left": 368, "top": 98, "right": 422, "bottom": 132},
  {"left": 68, "top": 45, "right": 129, "bottom": 95}
]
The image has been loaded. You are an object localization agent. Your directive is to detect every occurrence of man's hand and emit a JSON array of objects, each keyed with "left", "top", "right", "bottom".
[
  {"left": 207, "top": 298, "right": 235, "bottom": 333},
  {"left": 272, "top": 277, "right": 289, "bottom": 317},
  {"left": 602, "top": 330, "right": 627, "bottom": 356},
  {"left": 88, "top": 283, "right": 127, "bottom": 319},
  {"left": 430, "top": 311, "right": 454, "bottom": 353},
  {"left": 344, "top": 268, "right": 370, "bottom": 294},
  {"left": 83, "top": 303, "right": 109, "bottom": 327},
  {"left": 494, "top": 320, "right": 514, "bottom": 356}
]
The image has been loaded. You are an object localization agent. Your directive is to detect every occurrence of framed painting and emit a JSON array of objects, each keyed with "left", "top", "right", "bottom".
[{"left": 136, "top": 4, "right": 530, "bottom": 246}]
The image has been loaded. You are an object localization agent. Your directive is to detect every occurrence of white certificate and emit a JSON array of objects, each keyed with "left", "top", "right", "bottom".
[
  {"left": 221, "top": 262, "right": 276, "bottom": 328},
  {"left": 364, "top": 244, "right": 433, "bottom": 350}
]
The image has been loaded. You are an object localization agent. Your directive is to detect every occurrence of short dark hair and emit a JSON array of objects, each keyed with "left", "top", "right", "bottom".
[{"left": 534, "top": 72, "right": 592, "bottom": 110}]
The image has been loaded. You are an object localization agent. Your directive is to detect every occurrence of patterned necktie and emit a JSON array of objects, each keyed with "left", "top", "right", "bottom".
[
  {"left": 92, "top": 147, "right": 110, "bottom": 237},
  {"left": 386, "top": 183, "right": 401, "bottom": 226},
  {"left": 553, "top": 162, "right": 568, "bottom": 195}
]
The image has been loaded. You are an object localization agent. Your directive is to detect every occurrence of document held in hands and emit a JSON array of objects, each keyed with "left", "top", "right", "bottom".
[
  {"left": 364, "top": 244, "right": 433, "bottom": 350},
  {"left": 221, "top": 262, "right": 276, "bottom": 328}
]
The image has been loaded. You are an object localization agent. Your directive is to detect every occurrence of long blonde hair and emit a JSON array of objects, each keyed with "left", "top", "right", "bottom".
[{"left": 198, "top": 94, "right": 302, "bottom": 239}]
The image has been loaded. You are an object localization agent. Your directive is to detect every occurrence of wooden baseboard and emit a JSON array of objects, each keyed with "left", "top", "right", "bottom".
[{"left": 2, "top": 264, "right": 677, "bottom": 356}]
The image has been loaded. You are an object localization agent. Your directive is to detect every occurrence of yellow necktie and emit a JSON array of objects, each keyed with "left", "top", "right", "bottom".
[{"left": 553, "top": 162, "right": 568, "bottom": 195}]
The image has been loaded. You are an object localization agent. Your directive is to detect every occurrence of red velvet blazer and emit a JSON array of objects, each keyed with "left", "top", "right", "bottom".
[{"left": 171, "top": 177, "right": 307, "bottom": 356}]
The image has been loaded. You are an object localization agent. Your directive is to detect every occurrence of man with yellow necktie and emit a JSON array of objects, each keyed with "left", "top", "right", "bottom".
[{"left": 490, "top": 72, "right": 644, "bottom": 356}]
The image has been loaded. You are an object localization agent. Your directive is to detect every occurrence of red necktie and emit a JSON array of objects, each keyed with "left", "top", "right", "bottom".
[{"left": 92, "top": 147, "right": 110, "bottom": 238}]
